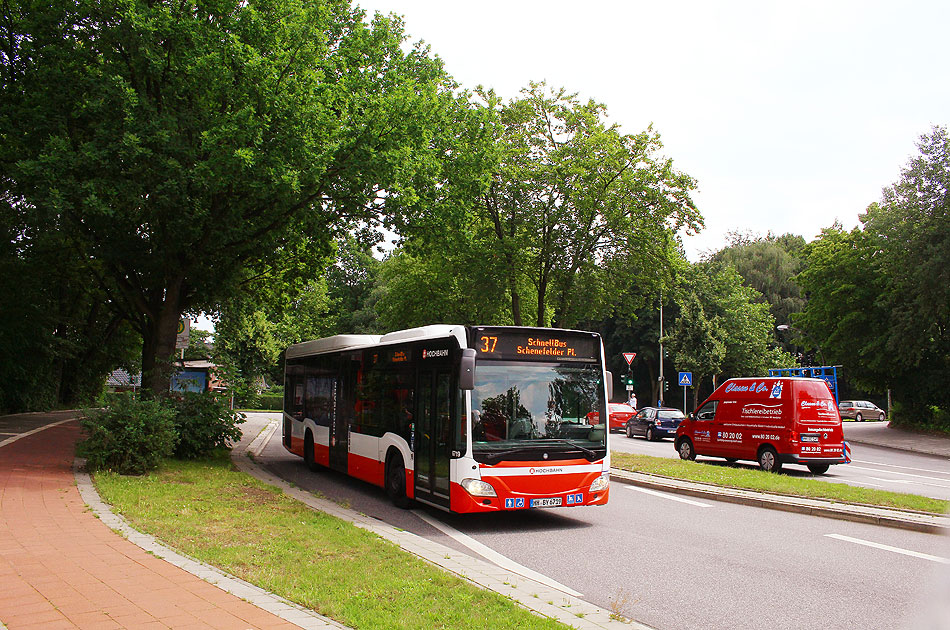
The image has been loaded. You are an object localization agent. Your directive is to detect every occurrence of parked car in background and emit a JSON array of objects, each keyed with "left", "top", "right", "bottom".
[
  {"left": 625, "top": 407, "right": 686, "bottom": 441},
  {"left": 587, "top": 403, "right": 636, "bottom": 433},
  {"left": 838, "top": 400, "right": 886, "bottom": 422}
]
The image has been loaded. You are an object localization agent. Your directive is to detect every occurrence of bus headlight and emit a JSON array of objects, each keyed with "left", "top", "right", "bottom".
[
  {"left": 589, "top": 472, "right": 610, "bottom": 493},
  {"left": 460, "top": 478, "right": 497, "bottom": 497}
]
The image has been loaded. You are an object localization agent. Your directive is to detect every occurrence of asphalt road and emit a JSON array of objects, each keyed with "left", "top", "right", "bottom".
[
  {"left": 10, "top": 412, "right": 945, "bottom": 629},
  {"left": 609, "top": 429, "right": 950, "bottom": 501},
  {"left": 247, "top": 414, "right": 950, "bottom": 630}
]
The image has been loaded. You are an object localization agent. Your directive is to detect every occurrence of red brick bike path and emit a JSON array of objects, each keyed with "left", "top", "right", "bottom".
[{"left": 0, "top": 421, "right": 300, "bottom": 630}]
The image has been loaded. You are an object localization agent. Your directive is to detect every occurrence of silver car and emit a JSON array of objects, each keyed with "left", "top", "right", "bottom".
[{"left": 838, "top": 400, "right": 886, "bottom": 422}]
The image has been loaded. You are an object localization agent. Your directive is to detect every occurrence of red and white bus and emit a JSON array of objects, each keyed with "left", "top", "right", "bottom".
[{"left": 283, "top": 325, "right": 612, "bottom": 513}]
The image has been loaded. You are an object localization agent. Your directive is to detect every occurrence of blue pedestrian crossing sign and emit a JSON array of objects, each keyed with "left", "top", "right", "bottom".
[{"left": 678, "top": 372, "right": 693, "bottom": 387}]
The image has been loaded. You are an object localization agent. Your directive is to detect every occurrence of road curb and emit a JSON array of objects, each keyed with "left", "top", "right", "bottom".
[{"left": 609, "top": 468, "right": 950, "bottom": 534}]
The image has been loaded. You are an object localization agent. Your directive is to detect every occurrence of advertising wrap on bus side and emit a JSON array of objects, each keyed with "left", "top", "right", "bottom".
[{"left": 674, "top": 377, "right": 848, "bottom": 475}]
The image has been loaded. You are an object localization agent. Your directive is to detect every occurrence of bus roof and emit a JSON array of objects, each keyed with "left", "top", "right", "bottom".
[
  {"left": 286, "top": 325, "right": 468, "bottom": 360},
  {"left": 285, "top": 334, "right": 380, "bottom": 359}
]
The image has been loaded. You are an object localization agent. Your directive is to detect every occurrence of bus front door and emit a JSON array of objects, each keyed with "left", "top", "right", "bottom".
[{"left": 415, "top": 369, "right": 451, "bottom": 508}]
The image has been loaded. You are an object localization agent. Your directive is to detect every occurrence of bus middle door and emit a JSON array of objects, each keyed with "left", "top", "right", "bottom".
[
  {"left": 415, "top": 368, "right": 451, "bottom": 508},
  {"left": 331, "top": 354, "right": 360, "bottom": 473}
]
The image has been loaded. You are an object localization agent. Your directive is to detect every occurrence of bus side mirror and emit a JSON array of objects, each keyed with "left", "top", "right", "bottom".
[
  {"left": 460, "top": 349, "right": 476, "bottom": 390},
  {"left": 605, "top": 371, "right": 613, "bottom": 400}
]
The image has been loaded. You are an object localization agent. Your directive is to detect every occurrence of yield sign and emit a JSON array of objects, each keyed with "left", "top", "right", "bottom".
[{"left": 622, "top": 352, "right": 637, "bottom": 365}]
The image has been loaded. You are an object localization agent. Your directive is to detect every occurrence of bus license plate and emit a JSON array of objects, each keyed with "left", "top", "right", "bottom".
[{"left": 530, "top": 497, "right": 562, "bottom": 508}]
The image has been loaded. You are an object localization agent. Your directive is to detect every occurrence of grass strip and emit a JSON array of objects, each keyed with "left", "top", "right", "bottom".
[
  {"left": 611, "top": 451, "right": 949, "bottom": 514},
  {"left": 94, "top": 451, "right": 568, "bottom": 630}
]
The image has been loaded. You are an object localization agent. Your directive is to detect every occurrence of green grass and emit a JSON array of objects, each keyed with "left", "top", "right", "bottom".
[
  {"left": 611, "top": 451, "right": 949, "bottom": 514},
  {"left": 94, "top": 451, "right": 568, "bottom": 630}
]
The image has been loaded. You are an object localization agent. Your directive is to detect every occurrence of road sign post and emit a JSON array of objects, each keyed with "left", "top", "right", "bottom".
[{"left": 678, "top": 372, "right": 692, "bottom": 415}]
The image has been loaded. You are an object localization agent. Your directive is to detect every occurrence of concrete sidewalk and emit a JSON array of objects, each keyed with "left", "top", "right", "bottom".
[
  {"left": 842, "top": 420, "right": 950, "bottom": 458},
  {"left": 0, "top": 419, "right": 336, "bottom": 630}
]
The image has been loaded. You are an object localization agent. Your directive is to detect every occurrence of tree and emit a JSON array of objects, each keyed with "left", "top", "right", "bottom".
[
  {"left": 795, "top": 225, "right": 889, "bottom": 389},
  {"left": 1, "top": 0, "right": 451, "bottom": 396},
  {"left": 710, "top": 231, "right": 807, "bottom": 328},
  {"left": 662, "top": 291, "right": 725, "bottom": 408},
  {"left": 389, "top": 82, "right": 701, "bottom": 329},
  {"left": 797, "top": 126, "right": 949, "bottom": 425},
  {"left": 664, "top": 261, "right": 794, "bottom": 407},
  {"left": 0, "top": 191, "right": 140, "bottom": 412}
]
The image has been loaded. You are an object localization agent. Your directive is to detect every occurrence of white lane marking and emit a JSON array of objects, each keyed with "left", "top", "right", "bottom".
[
  {"left": 0, "top": 418, "right": 74, "bottom": 449},
  {"left": 847, "top": 464, "right": 950, "bottom": 486},
  {"left": 626, "top": 486, "right": 712, "bottom": 508},
  {"left": 852, "top": 458, "right": 950, "bottom": 478},
  {"left": 825, "top": 534, "right": 950, "bottom": 565},
  {"left": 868, "top": 477, "right": 914, "bottom": 484},
  {"left": 412, "top": 510, "right": 583, "bottom": 597}
]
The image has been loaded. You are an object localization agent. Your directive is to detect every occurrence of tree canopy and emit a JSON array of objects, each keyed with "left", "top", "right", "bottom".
[
  {"left": 664, "top": 261, "right": 794, "bottom": 407},
  {"left": 796, "top": 126, "right": 950, "bottom": 424},
  {"left": 1, "top": 0, "right": 452, "bottom": 395},
  {"left": 381, "top": 82, "right": 701, "bottom": 329}
]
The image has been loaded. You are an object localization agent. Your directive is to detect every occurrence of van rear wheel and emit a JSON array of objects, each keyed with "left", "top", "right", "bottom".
[
  {"left": 807, "top": 463, "right": 830, "bottom": 475},
  {"left": 677, "top": 439, "right": 696, "bottom": 461},
  {"left": 758, "top": 446, "right": 782, "bottom": 473}
]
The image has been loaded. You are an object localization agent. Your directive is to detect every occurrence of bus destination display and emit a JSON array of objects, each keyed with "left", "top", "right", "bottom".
[{"left": 473, "top": 329, "right": 598, "bottom": 362}]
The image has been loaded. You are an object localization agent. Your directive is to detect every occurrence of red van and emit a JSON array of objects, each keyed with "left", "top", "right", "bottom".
[{"left": 674, "top": 377, "right": 847, "bottom": 474}]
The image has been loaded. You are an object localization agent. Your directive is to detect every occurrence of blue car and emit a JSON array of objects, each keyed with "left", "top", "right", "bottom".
[{"left": 625, "top": 407, "right": 686, "bottom": 441}]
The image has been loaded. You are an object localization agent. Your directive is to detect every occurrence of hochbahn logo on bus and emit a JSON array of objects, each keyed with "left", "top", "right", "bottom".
[
  {"left": 422, "top": 348, "right": 449, "bottom": 359},
  {"left": 529, "top": 467, "right": 564, "bottom": 475}
]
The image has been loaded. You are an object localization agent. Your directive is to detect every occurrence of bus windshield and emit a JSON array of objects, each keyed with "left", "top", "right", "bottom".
[{"left": 471, "top": 362, "right": 606, "bottom": 461}]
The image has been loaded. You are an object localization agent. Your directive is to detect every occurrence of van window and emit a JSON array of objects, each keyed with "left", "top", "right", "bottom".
[{"left": 695, "top": 401, "right": 718, "bottom": 421}]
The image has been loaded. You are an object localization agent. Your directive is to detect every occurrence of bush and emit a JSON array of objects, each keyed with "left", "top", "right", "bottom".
[
  {"left": 78, "top": 393, "right": 178, "bottom": 475},
  {"left": 256, "top": 393, "right": 284, "bottom": 410},
  {"left": 170, "top": 392, "right": 246, "bottom": 459}
]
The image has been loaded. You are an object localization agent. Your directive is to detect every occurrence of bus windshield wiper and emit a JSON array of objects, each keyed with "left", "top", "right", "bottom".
[
  {"left": 556, "top": 440, "right": 597, "bottom": 458},
  {"left": 477, "top": 447, "right": 543, "bottom": 464},
  {"left": 532, "top": 439, "right": 599, "bottom": 459}
]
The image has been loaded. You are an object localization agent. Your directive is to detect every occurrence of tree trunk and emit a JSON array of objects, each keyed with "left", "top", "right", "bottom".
[
  {"left": 536, "top": 275, "right": 547, "bottom": 328},
  {"left": 140, "top": 282, "right": 184, "bottom": 398},
  {"left": 510, "top": 276, "right": 522, "bottom": 326}
]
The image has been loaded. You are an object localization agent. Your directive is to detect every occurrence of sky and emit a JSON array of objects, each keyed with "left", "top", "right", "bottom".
[{"left": 354, "top": 0, "right": 950, "bottom": 259}]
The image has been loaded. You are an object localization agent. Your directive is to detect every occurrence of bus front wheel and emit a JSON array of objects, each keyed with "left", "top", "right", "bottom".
[{"left": 386, "top": 453, "right": 411, "bottom": 509}]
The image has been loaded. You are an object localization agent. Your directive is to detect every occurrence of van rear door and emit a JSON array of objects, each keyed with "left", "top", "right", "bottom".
[{"left": 794, "top": 380, "right": 844, "bottom": 459}]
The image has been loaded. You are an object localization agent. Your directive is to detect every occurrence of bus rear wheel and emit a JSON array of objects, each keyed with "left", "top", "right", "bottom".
[
  {"left": 386, "top": 453, "right": 411, "bottom": 509},
  {"left": 304, "top": 431, "right": 319, "bottom": 472}
]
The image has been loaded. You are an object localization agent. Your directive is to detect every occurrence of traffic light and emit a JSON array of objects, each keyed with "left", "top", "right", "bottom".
[{"left": 621, "top": 375, "right": 635, "bottom": 386}]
